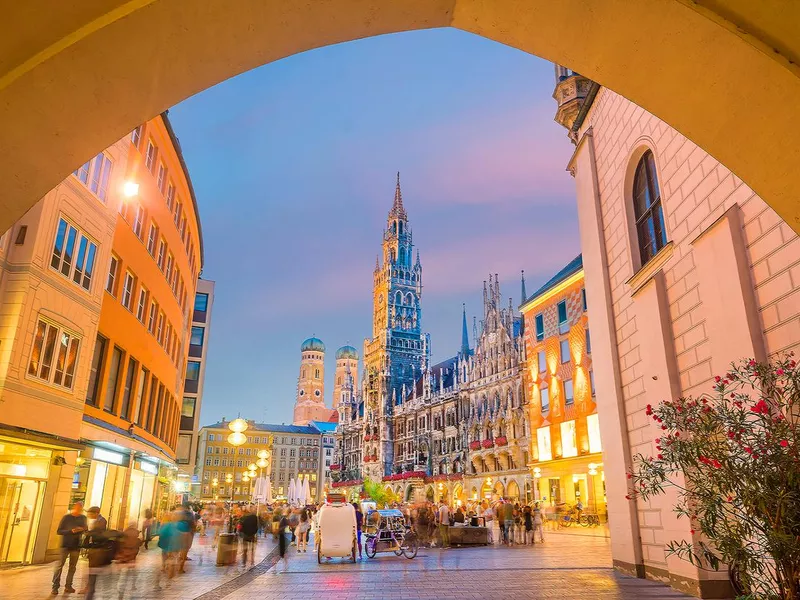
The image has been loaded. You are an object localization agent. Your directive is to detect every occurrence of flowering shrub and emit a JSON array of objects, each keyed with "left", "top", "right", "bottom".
[
  {"left": 329, "top": 464, "right": 341, "bottom": 471},
  {"left": 628, "top": 356, "right": 800, "bottom": 600},
  {"left": 495, "top": 436, "right": 509, "bottom": 446},
  {"left": 482, "top": 439, "right": 494, "bottom": 449},
  {"left": 469, "top": 440, "right": 481, "bottom": 450}
]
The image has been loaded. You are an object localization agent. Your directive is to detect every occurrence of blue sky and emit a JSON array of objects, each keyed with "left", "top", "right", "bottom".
[{"left": 168, "top": 28, "right": 579, "bottom": 427}]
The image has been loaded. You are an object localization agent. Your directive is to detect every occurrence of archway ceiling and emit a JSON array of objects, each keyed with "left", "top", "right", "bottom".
[{"left": 0, "top": 0, "right": 798, "bottom": 233}]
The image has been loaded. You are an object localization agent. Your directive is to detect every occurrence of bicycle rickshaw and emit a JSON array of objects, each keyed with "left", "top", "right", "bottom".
[{"left": 363, "top": 508, "right": 418, "bottom": 559}]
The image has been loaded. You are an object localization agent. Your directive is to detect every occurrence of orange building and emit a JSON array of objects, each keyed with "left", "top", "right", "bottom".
[
  {"left": 75, "top": 112, "right": 203, "bottom": 529},
  {"left": 520, "top": 255, "right": 605, "bottom": 518}
]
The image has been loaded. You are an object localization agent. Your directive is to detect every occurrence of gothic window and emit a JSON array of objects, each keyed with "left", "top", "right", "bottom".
[
  {"left": 398, "top": 221, "right": 403, "bottom": 235},
  {"left": 633, "top": 150, "right": 668, "bottom": 265}
]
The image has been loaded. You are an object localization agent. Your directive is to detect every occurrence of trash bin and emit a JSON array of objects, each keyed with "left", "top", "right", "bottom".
[{"left": 216, "top": 533, "right": 238, "bottom": 566}]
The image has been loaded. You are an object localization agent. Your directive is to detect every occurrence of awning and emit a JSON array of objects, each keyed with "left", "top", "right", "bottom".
[{"left": 0, "top": 425, "right": 85, "bottom": 451}]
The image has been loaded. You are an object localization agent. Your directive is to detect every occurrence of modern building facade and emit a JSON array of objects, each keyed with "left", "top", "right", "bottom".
[
  {"left": 520, "top": 256, "right": 605, "bottom": 518},
  {"left": 0, "top": 135, "right": 129, "bottom": 566},
  {"left": 0, "top": 111, "right": 205, "bottom": 565},
  {"left": 180, "top": 278, "right": 215, "bottom": 494},
  {"left": 554, "top": 67, "right": 800, "bottom": 597},
  {"left": 196, "top": 420, "right": 332, "bottom": 502},
  {"left": 76, "top": 113, "right": 204, "bottom": 532}
]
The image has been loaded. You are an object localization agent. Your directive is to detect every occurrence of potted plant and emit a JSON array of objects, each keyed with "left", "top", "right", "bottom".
[{"left": 627, "top": 356, "right": 800, "bottom": 599}]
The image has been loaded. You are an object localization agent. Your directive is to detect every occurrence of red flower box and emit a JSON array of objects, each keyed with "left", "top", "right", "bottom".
[
  {"left": 469, "top": 441, "right": 481, "bottom": 450},
  {"left": 495, "top": 436, "right": 508, "bottom": 446},
  {"left": 482, "top": 439, "right": 494, "bottom": 449},
  {"left": 330, "top": 464, "right": 341, "bottom": 471},
  {"left": 364, "top": 434, "right": 371, "bottom": 442},
  {"left": 332, "top": 478, "right": 363, "bottom": 488}
]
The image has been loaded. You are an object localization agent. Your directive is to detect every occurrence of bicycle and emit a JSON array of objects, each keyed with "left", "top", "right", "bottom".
[{"left": 579, "top": 514, "right": 600, "bottom": 527}]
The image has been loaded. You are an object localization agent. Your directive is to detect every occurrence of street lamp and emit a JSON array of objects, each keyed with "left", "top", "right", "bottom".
[
  {"left": 212, "top": 477, "right": 219, "bottom": 501},
  {"left": 225, "top": 473, "right": 233, "bottom": 503},
  {"left": 122, "top": 181, "right": 139, "bottom": 198}
]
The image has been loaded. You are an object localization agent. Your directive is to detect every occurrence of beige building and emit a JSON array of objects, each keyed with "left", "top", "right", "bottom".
[
  {"left": 0, "top": 135, "right": 129, "bottom": 565},
  {"left": 555, "top": 67, "right": 800, "bottom": 597},
  {"left": 292, "top": 338, "right": 336, "bottom": 425}
]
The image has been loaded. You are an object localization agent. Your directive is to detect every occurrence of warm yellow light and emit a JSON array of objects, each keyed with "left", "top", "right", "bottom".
[
  {"left": 242, "top": 474, "right": 250, "bottom": 482},
  {"left": 486, "top": 477, "right": 492, "bottom": 485},
  {"left": 227, "top": 432, "right": 246, "bottom": 446},
  {"left": 520, "top": 270, "right": 584, "bottom": 314},
  {"left": 122, "top": 181, "right": 139, "bottom": 198},
  {"left": 225, "top": 474, "right": 233, "bottom": 483},
  {"left": 248, "top": 463, "right": 257, "bottom": 472},
  {"left": 256, "top": 458, "right": 268, "bottom": 469},
  {"left": 572, "top": 475, "right": 579, "bottom": 483},
  {"left": 228, "top": 418, "right": 248, "bottom": 434},
  {"left": 588, "top": 463, "right": 596, "bottom": 470},
  {"left": 257, "top": 449, "right": 269, "bottom": 460}
]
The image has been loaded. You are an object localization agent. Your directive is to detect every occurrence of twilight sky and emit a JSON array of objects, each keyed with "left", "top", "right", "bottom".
[{"left": 167, "top": 28, "right": 579, "bottom": 427}]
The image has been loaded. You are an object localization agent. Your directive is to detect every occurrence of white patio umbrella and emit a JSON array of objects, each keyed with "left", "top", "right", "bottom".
[
  {"left": 288, "top": 478, "right": 297, "bottom": 505},
  {"left": 296, "top": 475, "right": 307, "bottom": 505},
  {"left": 252, "top": 476, "right": 268, "bottom": 502},
  {"left": 302, "top": 475, "right": 312, "bottom": 506},
  {"left": 264, "top": 476, "right": 273, "bottom": 504}
]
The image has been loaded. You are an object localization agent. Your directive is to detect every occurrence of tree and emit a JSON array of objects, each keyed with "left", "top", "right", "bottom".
[
  {"left": 363, "top": 477, "right": 397, "bottom": 508},
  {"left": 628, "top": 356, "right": 799, "bottom": 599}
]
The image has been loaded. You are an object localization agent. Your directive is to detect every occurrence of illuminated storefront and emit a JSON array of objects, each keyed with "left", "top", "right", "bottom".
[{"left": 0, "top": 440, "right": 52, "bottom": 566}]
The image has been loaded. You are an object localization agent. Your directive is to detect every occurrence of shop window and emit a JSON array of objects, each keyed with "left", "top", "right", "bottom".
[
  {"left": 561, "top": 420, "right": 578, "bottom": 458},
  {"left": 28, "top": 319, "right": 80, "bottom": 390},
  {"left": 587, "top": 414, "right": 602, "bottom": 454}
]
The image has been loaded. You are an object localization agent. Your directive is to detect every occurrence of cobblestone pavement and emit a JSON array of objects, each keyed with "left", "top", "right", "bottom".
[
  {"left": 0, "top": 534, "right": 275, "bottom": 600},
  {"left": 1, "top": 533, "right": 690, "bottom": 600}
]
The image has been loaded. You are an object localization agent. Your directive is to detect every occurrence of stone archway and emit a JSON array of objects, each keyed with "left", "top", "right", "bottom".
[
  {"left": 507, "top": 480, "right": 520, "bottom": 501},
  {"left": 1, "top": 3, "right": 799, "bottom": 233}
]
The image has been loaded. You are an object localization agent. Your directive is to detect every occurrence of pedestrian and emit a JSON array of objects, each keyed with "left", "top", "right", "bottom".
[
  {"left": 83, "top": 506, "right": 112, "bottom": 600},
  {"left": 437, "top": 501, "right": 451, "bottom": 549},
  {"left": 288, "top": 508, "right": 300, "bottom": 546},
  {"left": 176, "top": 503, "right": 196, "bottom": 573},
  {"left": 494, "top": 500, "right": 505, "bottom": 545},
  {"left": 141, "top": 508, "right": 154, "bottom": 550},
  {"left": 533, "top": 503, "right": 545, "bottom": 543},
  {"left": 452, "top": 505, "right": 465, "bottom": 525},
  {"left": 239, "top": 506, "right": 259, "bottom": 567},
  {"left": 523, "top": 505, "right": 533, "bottom": 545},
  {"left": 116, "top": 520, "right": 142, "bottom": 598},
  {"left": 156, "top": 512, "right": 178, "bottom": 586},
  {"left": 481, "top": 501, "right": 494, "bottom": 544},
  {"left": 278, "top": 511, "right": 290, "bottom": 571},
  {"left": 352, "top": 503, "right": 363, "bottom": 560},
  {"left": 502, "top": 498, "right": 515, "bottom": 546},
  {"left": 297, "top": 508, "right": 310, "bottom": 553},
  {"left": 51, "top": 501, "right": 87, "bottom": 597}
]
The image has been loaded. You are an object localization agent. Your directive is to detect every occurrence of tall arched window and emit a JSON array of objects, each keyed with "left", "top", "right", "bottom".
[{"left": 633, "top": 150, "right": 668, "bottom": 265}]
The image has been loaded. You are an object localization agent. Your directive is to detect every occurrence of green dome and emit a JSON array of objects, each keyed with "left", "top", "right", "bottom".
[
  {"left": 336, "top": 345, "right": 359, "bottom": 360},
  {"left": 301, "top": 337, "right": 325, "bottom": 352}
]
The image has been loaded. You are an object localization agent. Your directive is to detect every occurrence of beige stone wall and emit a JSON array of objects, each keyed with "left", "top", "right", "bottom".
[{"left": 574, "top": 87, "right": 800, "bottom": 594}]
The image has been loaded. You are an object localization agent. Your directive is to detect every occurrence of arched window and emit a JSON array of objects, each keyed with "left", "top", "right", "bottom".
[
  {"left": 633, "top": 150, "right": 668, "bottom": 265},
  {"left": 398, "top": 221, "right": 403, "bottom": 235}
]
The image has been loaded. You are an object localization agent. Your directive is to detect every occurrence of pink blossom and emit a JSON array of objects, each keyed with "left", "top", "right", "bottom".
[
  {"left": 780, "top": 440, "right": 789, "bottom": 448},
  {"left": 776, "top": 368, "right": 785, "bottom": 376}
]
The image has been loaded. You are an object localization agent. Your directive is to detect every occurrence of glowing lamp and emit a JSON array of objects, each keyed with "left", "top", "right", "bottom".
[
  {"left": 572, "top": 475, "right": 579, "bottom": 483},
  {"left": 228, "top": 418, "right": 248, "bottom": 434},
  {"left": 242, "top": 474, "right": 250, "bottom": 482},
  {"left": 225, "top": 474, "right": 233, "bottom": 483},
  {"left": 256, "top": 458, "right": 268, "bottom": 469},
  {"left": 248, "top": 463, "right": 257, "bottom": 472},
  {"left": 122, "top": 181, "right": 139, "bottom": 198},
  {"left": 228, "top": 432, "right": 246, "bottom": 446},
  {"left": 257, "top": 449, "right": 270, "bottom": 460}
]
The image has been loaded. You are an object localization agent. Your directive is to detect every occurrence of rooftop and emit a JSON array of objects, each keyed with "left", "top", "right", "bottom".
[
  {"left": 201, "top": 420, "right": 323, "bottom": 435},
  {"left": 521, "top": 254, "right": 583, "bottom": 308}
]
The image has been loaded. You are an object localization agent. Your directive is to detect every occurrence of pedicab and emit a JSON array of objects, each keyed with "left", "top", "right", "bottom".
[
  {"left": 363, "top": 508, "right": 418, "bottom": 559},
  {"left": 316, "top": 493, "right": 357, "bottom": 564}
]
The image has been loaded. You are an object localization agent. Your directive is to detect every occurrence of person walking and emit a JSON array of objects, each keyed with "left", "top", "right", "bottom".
[
  {"left": 141, "top": 508, "right": 154, "bottom": 550},
  {"left": 532, "top": 503, "right": 545, "bottom": 543},
  {"left": 523, "top": 505, "right": 533, "bottom": 545},
  {"left": 437, "top": 501, "right": 451, "bottom": 549},
  {"left": 481, "top": 501, "right": 494, "bottom": 544},
  {"left": 116, "top": 520, "right": 142, "bottom": 598},
  {"left": 296, "top": 509, "right": 310, "bottom": 553},
  {"left": 277, "top": 511, "right": 290, "bottom": 571},
  {"left": 239, "top": 507, "right": 259, "bottom": 567},
  {"left": 288, "top": 508, "right": 300, "bottom": 546},
  {"left": 502, "top": 499, "right": 515, "bottom": 546},
  {"left": 51, "top": 501, "right": 87, "bottom": 596},
  {"left": 352, "top": 503, "right": 363, "bottom": 560},
  {"left": 156, "top": 512, "right": 178, "bottom": 587},
  {"left": 175, "top": 503, "right": 196, "bottom": 573},
  {"left": 83, "top": 507, "right": 111, "bottom": 600}
]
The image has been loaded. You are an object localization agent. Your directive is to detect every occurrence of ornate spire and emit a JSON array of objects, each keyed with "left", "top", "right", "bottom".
[
  {"left": 389, "top": 171, "right": 406, "bottom": 220},
  {"left": 460, "top": 303, "right": 470, "bottom": 356},
  {"left": 521, "top": 269, "right": 527, "bottom": 304}
]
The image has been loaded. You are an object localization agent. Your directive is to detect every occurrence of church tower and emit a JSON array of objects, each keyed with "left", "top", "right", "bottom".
[
  {"left": 333, "top": 345, "right": 359, "bottom": 409},
  {"left": 363, "top": 173, "right": 425, "bottom": 476},
  {"left": 293, "top": 337, "right": 334, "bottom": 425}
]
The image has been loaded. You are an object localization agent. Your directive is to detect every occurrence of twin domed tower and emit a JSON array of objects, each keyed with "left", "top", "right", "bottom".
[{"left": 292, "top": 337, "right": 359, "bottom": 425}]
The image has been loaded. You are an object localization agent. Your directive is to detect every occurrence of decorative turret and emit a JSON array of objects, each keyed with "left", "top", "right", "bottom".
[{"left": 552, "top": 64, "right": 598, "bottom": 144}]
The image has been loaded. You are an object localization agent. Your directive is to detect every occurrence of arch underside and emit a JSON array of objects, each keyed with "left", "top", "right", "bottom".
[{"left": 0, "top": 1, "right": 798, "bottom": 234}]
